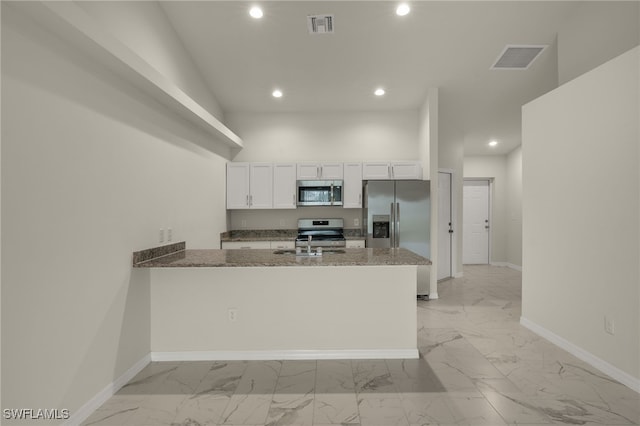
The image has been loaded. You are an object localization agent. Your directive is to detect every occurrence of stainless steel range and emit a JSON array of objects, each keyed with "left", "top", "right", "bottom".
[{"left": 295, "top": 218, "right": 346, "bottom": 248}]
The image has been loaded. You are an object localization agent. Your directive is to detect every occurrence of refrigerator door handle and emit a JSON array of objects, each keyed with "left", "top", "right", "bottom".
[
  {"left": 390, "top": 202, "right": 395, "bottom": 248},
  {"left": 396, "top": 202, "right": 400, "bottom": 247}
]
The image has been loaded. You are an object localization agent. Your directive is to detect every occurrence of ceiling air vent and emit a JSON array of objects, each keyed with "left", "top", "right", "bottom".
[
  {"left": 491, "top": 45, "right": 548, "bottom": 70},
  {"left": 307, "top": 15, "right": 334, "bottom": 34}
]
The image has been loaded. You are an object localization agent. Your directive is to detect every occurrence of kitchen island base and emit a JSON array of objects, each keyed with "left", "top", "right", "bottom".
[{"left": 149, "top": 265, "right": 418, "bottom": 360}]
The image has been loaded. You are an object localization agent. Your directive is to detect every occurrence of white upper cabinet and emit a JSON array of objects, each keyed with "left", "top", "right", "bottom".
[
  {"left": 319, "top": 163, "right": 344, "bottom": 179},
  {"left": 228, "top": 160, "right": 420, "bottom": 210},
  {"left": 226, "top": 163, "right": 250, "bottom": 209},
  {"left": 297, "top": 163, "right": 344, "bottom": 180},
  {"left": 390, "top": 162, "right": 423, "bottom": 180},
  {"left": 362, "top": 161, "right": 423, "bottom": 180},
  {"left": 249, "top": 163, "right": 274, "bottom": 208},
  {"left": 226, "top": 163, "right": 273, "bottom": 209},
  {"left": 343, "top": 162, "right": 363, "bottom": 208},
  {"left": 273, "top": 163, "right": 297, "bottom": 209},
  {"left": 361, "top": 162, "right": 391, "bottom": 180}
]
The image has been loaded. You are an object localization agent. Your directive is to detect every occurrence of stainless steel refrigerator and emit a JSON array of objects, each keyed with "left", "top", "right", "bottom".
[{"left": 363, "top": 180, "right": 430, "bottom": 296}]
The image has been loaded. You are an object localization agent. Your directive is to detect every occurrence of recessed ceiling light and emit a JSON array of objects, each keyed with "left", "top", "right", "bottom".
[
  {"left": 249, "top": 6, "right": 263, "bottom": 19},
  {"left": 272, "top": 89, "right": 283, "bottom": 98},
  {"left": 374, "top": 88, "right": 386, "bottom": 96},
  {"left": 396, "top": 3, "right": 411, "bottom": 16},
  {"left": 489, "top": 140, "right": 498, "bottom": 147}
]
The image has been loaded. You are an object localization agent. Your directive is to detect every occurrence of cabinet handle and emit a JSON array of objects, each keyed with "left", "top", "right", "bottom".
[
  {"left": 391, "top": 165, "right": 395, "bottom": 179},
  {"left": 388, "top": 165, "right": 391, "bottom": 178},
  {"left": 249, "top": 195, "right": 253, "bottom": 206},
  {"left": 317, "top": 166, "right": 321, "bottom": 178},
  {"left": 293, "top": 194, "right": 296, "bottom": 205},
  {"left": 246, "top": 195, "right": 249, "bottom": 206}
]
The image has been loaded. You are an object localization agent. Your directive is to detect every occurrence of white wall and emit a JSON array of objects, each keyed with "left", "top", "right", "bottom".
[
  {"left": 226, "top": 110, "right": 419, "bottom": 163},
  {"left": 1, "top": 4, "right": 228, "bottom": 422},
  {"left": 150, "top": 266, "right": 417, "bottom": 354},
  {"left": 522, "top": 47, "right": 639, "bottom": 384},
  {"left": 506, "top": 146, "right": 523, "bottom": 268},
  {"left": 78, "top": 1, "right": 225, "bottom": 122},
  {"left": 463, "top": 156, "right": 508, "bottom": 265},
  {"left": 419, "top": 89, "right": 440, "bottom": 296},
  {"left": 418, "top": 88, "right": 438, "bottom": 181},
  {"left": 436, "top": 92, "right": 465, "bottom": 276},
  {"left": 228, "top": 208, "right": 362, "bottom": 232},
  {"left": 558, "top": 1, "right": 639, "bottom": 85}
]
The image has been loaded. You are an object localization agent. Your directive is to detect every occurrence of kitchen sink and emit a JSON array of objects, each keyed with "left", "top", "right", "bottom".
[{"left": 273, "top": 249, "right": 346, "bottom": 255}]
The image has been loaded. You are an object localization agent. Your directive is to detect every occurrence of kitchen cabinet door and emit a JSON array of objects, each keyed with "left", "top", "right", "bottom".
[
  {"left": 221, "top": 241, "right": 271, "bottom": 249},
  {"left": 226, "top": 163, "right": 251, "bottom": 209},
  {"left": 297, "top": 163, "right": 344, "bottom": 180},
  {"left": 271, "top": 241, "right": 295, "bottom": 249},
  {"left": 221, "top": 241, "right": 294, "bottom": 249},
  {"left": 227, "top": 163, "right": 273, "bottom": 209},
  {"left": 297, "top": 163, "right": 321, "bottom": 179},
  {"left": 362, "top": 162, "right": 392, "bottom": 179},
  {"left": 362, "top": 162, "right": 423, "bottom": 180},
  {"left": 346, "top": 240, "right": 366, "bottom": 248},
  {"left": 273, "top": 163, "right": 297, "bottom": 209},
  {"left": 319, "top": 163, "right": 343, "bottom": 179},
  {"left": 343, "top": 162, "right": 363, "bottom": 208},
  {"left": 391, "top": 162, "right": 423, "bottom": 180},
  {"left": 249, "top": 163, "right": 273, "bottom": 209}
]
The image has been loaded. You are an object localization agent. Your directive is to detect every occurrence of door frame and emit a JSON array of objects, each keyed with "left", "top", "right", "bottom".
[
  {"left": 439, "top": 168, "right": 458, "bottom": 279},
  {"left": 462, "top": 177, "right": 493, "bottom": 264}
]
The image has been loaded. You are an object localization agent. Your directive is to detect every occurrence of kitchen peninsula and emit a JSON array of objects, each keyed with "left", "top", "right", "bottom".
[{"left": 134, "top": 243, "right": 430, "bottom": 361}]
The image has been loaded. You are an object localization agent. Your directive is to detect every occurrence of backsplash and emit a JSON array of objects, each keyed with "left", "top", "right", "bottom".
[{"left": 228, "top": 207, "right": 363, "bottom": 230}]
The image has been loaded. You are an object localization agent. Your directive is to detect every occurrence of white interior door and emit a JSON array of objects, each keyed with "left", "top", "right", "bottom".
[
  {"left": 463, "top": 180, "right": 490, "bottom": 264},
  {"left": 438, "top": 172, "right": 452, "bottom": 280}
]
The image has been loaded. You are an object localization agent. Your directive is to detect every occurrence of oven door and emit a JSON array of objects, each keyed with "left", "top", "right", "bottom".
[{"left": 296, "top": 180, "right": 343, "bottom": 206}]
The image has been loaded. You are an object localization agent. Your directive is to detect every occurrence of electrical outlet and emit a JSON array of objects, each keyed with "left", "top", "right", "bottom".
[
  {"left": 167, "top": 228, "right": 173, "bottom": 242},
  {"left": 159, "top": 229, "right": 164, "bottom": 243},
  {"left": 228, "top": 308, "right": 238, "bottom": 322},
  {"left": 604, "top": 316, "right": 615, "bottom": 335},
  {"left": 354, "top": 218, "right": 359, "bottom": 227}
]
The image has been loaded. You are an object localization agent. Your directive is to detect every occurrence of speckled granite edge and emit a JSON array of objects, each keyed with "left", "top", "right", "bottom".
[
  {"left": 220, "top": 228, "right": 364, "bottom": 241},
  {"left": 134, "top": 248, "right": 431, "bottom": 268},
  {"left": 132, "top": 241, "right": 186, "bottom": 265},
  {"left": 220, "top": 229, "right": 298, "bottom": 242}
]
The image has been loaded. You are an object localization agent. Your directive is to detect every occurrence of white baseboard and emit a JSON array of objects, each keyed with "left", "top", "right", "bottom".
[
  {"left": 151, "top": 348, "right": 419, "bottom": 362},
  {"left": 506, "top": 263, "right": 522, "bottom": 271},
  {"left": 64, "top": 353, "right": 151, "bottom": 426},
  {"left": 520, "top": 317, "right": 640, "bottom": 394}
]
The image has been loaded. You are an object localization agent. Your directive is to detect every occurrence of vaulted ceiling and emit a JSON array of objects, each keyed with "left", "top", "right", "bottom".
[{"left": 161, "top": 1, "right": 582, "bottom": 155}]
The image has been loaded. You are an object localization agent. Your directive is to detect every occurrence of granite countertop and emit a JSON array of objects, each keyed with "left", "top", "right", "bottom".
[
  {"left": 220, "top": 229, "right": 364, "bottom": 242},
  {"left": 134, "top": 248, "right": 430, "bottom": 268},
  {"left": 220, "top": 229, "right": 297, "bottom": 242}
]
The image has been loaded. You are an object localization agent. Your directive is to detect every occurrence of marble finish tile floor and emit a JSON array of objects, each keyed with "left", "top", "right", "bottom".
[{"left": 82, "top": 265, "right": 640, "bottom": 426}]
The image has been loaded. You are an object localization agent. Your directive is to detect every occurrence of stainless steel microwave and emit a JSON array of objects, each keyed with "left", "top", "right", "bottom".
[{"left": 296, "top": 180, "right": 343, "bottom": 206}]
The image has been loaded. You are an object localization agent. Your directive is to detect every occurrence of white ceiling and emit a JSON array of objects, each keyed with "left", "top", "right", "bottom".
[{"left": 161, "top": 1, "right": 582, "bottom": 155}]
